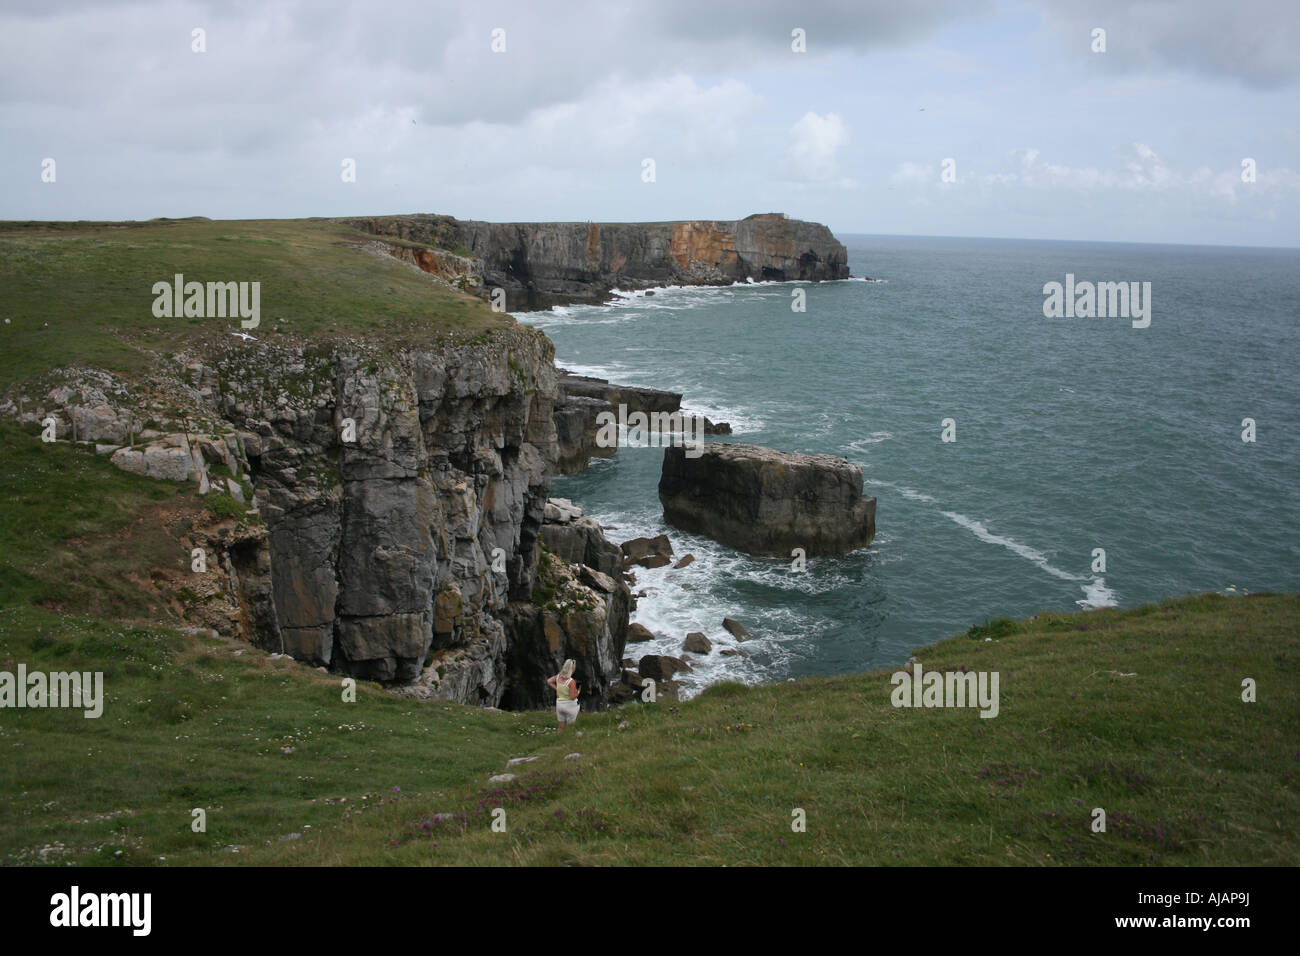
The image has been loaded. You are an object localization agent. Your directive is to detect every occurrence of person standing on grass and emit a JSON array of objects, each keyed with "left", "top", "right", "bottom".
[{"left": 547, "top": 659, "right": 580, "bottom": 732}]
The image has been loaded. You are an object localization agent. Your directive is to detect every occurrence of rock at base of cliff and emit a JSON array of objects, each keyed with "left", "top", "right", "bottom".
[
  {"left": 658, "top": 443, "right": 875, "bottom": 556},
  {"left": 722, "top": 618, "right": 753, "bottom": 641},
  {"left": 638, "top": 654, "right": 691, "bottom": 681},
  {"left": 683, "top": 632, "right": 712, "bottom": 654},
  {"left": 621, "top": 534, "right": 673, "bottom": 569},
  {"left": 541, "top": 514, "right": 622, "bottom": 579}
]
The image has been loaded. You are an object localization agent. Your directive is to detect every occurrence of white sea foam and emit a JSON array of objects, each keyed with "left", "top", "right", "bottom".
[
  {"left": 681, "top": 401, "right": 764, "bottom": 434},
  {"left": 574, "top": 504, "right": 841, "bottom": 699},
  {"left": 555, "top": 360, "right": 634, "bottom": 381},
  {"left": 863, "top": 478, "right": 1113, "bottom": 604},
  {"left": 846, "top": 432, "right": 894, "bottom": 453},
  {"left": 1077, "top": 577, "right": 1119, "bottom": 609},
  {"left": 940, "top": 511, "right": 1085, "bottom": 583}
]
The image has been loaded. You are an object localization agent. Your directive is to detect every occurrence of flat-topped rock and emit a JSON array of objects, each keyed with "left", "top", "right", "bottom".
[
  {"left": 658, "top": 443, "right": 875, "bottom": 556},
  {"left": 557, "top": 372, "right": 682, "bottom": 415}
]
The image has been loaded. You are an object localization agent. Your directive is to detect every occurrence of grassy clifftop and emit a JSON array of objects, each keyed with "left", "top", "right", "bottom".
[
  {"left": 0, "top": 217, "right": 510, "bottom": 390},
  {"left": 1, "top": 421, "right": 1295, "bottom": 866}
]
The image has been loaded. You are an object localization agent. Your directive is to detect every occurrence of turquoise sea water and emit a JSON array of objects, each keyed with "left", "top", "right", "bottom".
[{"left": 523, "top": 235, "right": 1300, "bottom": 698}]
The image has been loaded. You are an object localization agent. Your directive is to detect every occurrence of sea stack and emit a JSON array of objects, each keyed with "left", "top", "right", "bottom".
[{"left": 658, "top": 443, "right": 876, "bottom": 556}]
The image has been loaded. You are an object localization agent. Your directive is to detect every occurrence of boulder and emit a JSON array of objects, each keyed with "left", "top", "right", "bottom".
[
  {"left": 659, "top": 443, "right": 875, "bottom": 556},
  {"left": 673, "top": 554, "right": 695, "bottom": 569},
  {"left": 654, "top": 679, "right": 681, "bottom": 702},
  {"left": 621, "top": 534, "right": 673, "bottom": 569},
  {"left": 541, "top": 516, "right": 623, "bottom": 578},
  {"left": 638, "top": 654, "right": 691, "bottom": 681},
  {"left": 578, "top": 566, "right": 617, "bottom": 594},
  {"left": 111, "top": 442, "right": 194, "bottom": 483},
  {"left": 683, "top": 632, "right": 712, "bottom": 654},
  {"left": 72, "top": 403, "right": 137, "bottom": 444},
  {"left": 608, "top": 682, "right": 639, "bottom": 705},
  {"left": 722, "top": 618, "right": 753, "bottom": 641},
  {"left": 626, "top": 623, "right": 655, "bottom": 644},
  {"left": 544, "top": 498, "right": 585, "bottom": 523}
]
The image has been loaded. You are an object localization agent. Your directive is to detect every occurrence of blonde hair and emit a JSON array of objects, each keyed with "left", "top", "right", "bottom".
[{"left": 558, "top": 659, "right": 575, "bottom": 681}]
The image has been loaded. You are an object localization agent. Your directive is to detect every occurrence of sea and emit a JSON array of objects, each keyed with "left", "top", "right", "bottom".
[{"left": 518, "top": 235, "right": 1300, "bottom": 698}]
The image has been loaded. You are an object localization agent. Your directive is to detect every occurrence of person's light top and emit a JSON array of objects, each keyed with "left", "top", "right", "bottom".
[{"left": 557, "top": 678, "right": 575, "bottom": 701}]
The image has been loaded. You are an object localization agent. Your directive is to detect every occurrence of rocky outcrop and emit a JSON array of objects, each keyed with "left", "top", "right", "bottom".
[
  {"left": 620, "top": 534, "right": 673, "bottom": 570},
  {"left": 539, "top": 498, "right": 623, "bottom": 579},
  {"left": 208, "top": 330, "right": 561, "bottom": 692},
  {"left": 337, "top": 212, "right": 850, "bottom": 310},
  {"left": 722, "top": 618, "right": 754, "bottom": 641},
  {"left": 15, "top": 328, "right": 588, "bottom": 707},
  {"left": 557, "top": 372, "right": 682, "bottom": 414},
  {"left": 683, "top": 632, "right": 712, "bottom": 654},
  {"left": 499, "top": 536, "right": 631, "bottom": 712},
  {"left": 658, "top": 443, "right": 876, "bottom": 556},
  {"left": 554, "top": 395, "right": 615, "bottom": 475},
  {"left": 638, "top": 654, "right": 691, "bottom": 681},
  {"left": 626, "top": 623, "right": 654, "bottom": 644},
  {"left": 368, "top": 240, "right": 481, "bottom": 292},
  {"left": 552, "top": 371, "right": 684, "bottom": 475}
]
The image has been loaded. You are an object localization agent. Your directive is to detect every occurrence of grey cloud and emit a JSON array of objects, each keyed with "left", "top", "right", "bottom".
[{"left": 1035, "top": 0, "right": 1300, "bottom": 89}]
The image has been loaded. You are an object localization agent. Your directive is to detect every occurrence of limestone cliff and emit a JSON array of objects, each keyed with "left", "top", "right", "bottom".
[
  {"left": 14, "top": 326, "right": 631, "bottom": 709},
  {"left": 338, "top": 212, "right": 850, "bottom": 310}
]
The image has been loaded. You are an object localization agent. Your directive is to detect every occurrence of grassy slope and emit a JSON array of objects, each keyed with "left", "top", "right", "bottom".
[
  {"left": 0, "top": 217, "right": 511, "bottom": 390},
  {"left": 0, "top": 420, "right": 1295, "bottom": 867}
]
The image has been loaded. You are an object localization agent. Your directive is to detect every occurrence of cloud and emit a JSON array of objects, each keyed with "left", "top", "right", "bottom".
[
  {"left": 784, "top": 112, "right": 851, "bottom": 185},
  {"left": 1033, "top": 0, "right": 1300, "bottom": 89},
  {"left": 937, "top": 143, "right": 1300, "bottom": 202}
]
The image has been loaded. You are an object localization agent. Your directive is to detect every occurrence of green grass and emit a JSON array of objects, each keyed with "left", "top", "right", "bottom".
[
  {"left": 1, "top": 580, "right": 1294, "bottom": 864},
  {"left": 234, "top": 590, "right": 1293, "bottom": 867},
  {"left": 0, "top": 604, "right": 542, "bottom": 866},
  {"left": 0, "top": 419, "right": 188, "bottom": 616},
  {"left": 0, "top": 217, "right": 509, "bottom": 389}
]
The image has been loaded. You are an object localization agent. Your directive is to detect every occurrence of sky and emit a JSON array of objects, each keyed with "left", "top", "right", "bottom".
[{"left": 2, "top": 0, "right": 1298, "bottom": 246}]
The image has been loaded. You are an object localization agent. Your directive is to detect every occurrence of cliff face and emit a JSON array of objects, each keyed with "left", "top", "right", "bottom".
[
  {"left": 339, "top": 212, "right": 850, "bottom": 310},
  {"left": 16, "top": 326, "right": 632, "bottom": 709},
  {"left": 209, "top": 330, "right": 556, "bottom": 697}
]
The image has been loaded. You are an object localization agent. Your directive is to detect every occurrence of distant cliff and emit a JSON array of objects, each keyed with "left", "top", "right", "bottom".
[{"left": 337, "top": 212, "right": 851, "bottom": 310}]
